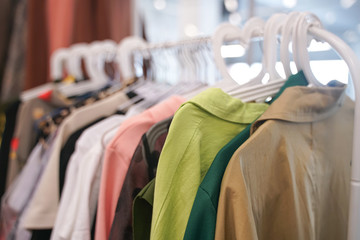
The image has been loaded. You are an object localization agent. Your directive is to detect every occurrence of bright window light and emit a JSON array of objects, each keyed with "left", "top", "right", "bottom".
[
  {"left": 307, "top": 40, "right": 332, "bottom": 52},
  {"left": 289, "top": 40, "right": 331, "bottom": 53},
  {"left": 229, "top": 63, "right": 250, "bottom": 85},
  {"left": 228, "top": 60, "right": 348, "bottom": 86},
  {"left": 308, "top": 60, "right": 348, "bottom": 84},
  {"left": 221, "top": 45, "right": 245, "bottom": 58}
]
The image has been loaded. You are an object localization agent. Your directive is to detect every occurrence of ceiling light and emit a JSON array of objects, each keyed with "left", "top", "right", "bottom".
[
  {"left": 224, "top": 0, "right": 239, "bottom": 12},
  {"left": 153, "top": 0, "right": 166, "bottom": 11},
  {"left": 282, "top": 0, "right": 297, "bottom": 8},
  {"left": 340, "top": 0, "right": 357, "bottom": 8},
  {"left": 229, "top": 12, "right": 242, "bottom": 25},
  {"left": 325, "top": 11, "right": 336, "bottom": 25},
  {"left": 184, "top": 24, "right": 199, "bottom": 38}
]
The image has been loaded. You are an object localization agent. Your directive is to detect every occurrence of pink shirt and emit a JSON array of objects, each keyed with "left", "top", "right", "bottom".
[{"left": 95, "top": 96, "right": 185, "bottom": 240}]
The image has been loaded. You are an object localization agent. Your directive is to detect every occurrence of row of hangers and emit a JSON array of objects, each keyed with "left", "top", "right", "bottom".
[{"left": 20, "top": 12, "right": 360, "bottom": 239}]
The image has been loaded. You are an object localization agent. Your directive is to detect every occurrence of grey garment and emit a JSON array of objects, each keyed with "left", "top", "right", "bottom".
[
  {"left": 1, "top": 133, "right": 56, "bottom": 240},
  {"left": 0, "top": 0, "right": 19, "bottom": 96},
  {"left": 1, "top": 0, "right": 27, "bottom": 102},
  {"left": 7, "top": 92, "right": 70, "bottom": 190}
]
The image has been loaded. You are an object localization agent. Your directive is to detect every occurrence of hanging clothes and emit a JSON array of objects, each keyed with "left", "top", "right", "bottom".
[
  {"left": 0, "top": 9, "right": 357, "bottom": 240},
  {"left": 52, "top": 115, "right": 126, "bottom": 240},
  {"left": 1, "top": 133, "right": 56, "bottom": 240},
  {"left": 95, "top": 96, "right": 185, "bottom": 240},
  {"left": 109, "top": 116, "right": 173, "bottom": 240},
  {"left": 58, "top": 117, "right": 106, "bottom": 196},
  {"left": 133, "top": 178, "right": 155, "bottom": 240},
  {"left": 6, "top": 91, "right": 71, "bottom": 192},
  {"left": 22, "top": 91, "right": 130, "bottom": 230},
  {"left": 183, "top": 71, "right": 309, "bottom": 240},
  {"left": 149, "top": 88, "right": 269, "bottom": 240},
  {"left": 215, "top": 85, "right": 353, "bottom": 240}
]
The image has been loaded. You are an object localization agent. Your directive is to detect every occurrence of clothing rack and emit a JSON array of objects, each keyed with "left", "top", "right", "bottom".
[
  {"left": 135, "top": 36, "right": 212, "bottom": 52},
  {"left": 7, "top": 11, "right": 360, "bottom": 240}
]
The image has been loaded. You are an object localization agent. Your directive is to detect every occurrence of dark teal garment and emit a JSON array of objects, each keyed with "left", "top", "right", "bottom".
[{"left": 183, "top": 71, "right": 308, "bottom": 240}]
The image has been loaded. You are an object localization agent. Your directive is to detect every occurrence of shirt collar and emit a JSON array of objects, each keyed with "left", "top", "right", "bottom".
[
  {"left": 186, "top": 88, "right": 269, "bottom": 124},
  {"left": 251, "top": 85, "right": 347, "bottom": 133}
]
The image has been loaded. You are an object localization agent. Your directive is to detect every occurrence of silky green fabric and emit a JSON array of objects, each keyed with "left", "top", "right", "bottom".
[
  {"left": 133, "top": 178, "right": 155, "bottom": 240},
  {"left": 150, "top": 88, "right": 269, "bottom": 240},
  {"left": 183, "top": 71, "right": 308, "bottom": 240}
]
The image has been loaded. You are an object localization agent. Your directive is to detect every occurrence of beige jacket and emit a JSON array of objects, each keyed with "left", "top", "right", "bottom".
[{"left": 215, "top": 86, "right": 354, "bottom": 240}]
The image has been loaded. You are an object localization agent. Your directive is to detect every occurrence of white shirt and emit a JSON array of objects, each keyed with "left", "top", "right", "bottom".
[
  {"left": 72, "top": 127, "right": 119, "bottom": 240},
  {"left": 51, "top": 115, "right": 125, "bottom": 240}
]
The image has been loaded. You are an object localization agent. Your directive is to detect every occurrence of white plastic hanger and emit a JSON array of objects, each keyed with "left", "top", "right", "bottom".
[
  {"left": 22, "top": 47, "right": 76, "bottom": 101},
  {"left": 140, "top": 41, "right": 207, "bottom": 106},
  {"left": 85, "top": 41, "right": 109, "bottom": 83},
  {"left": 229, "top": 15, "right": 290, "bottom": 100},
  {"left": 21, "top": 49, "right": 69, "bottom": 101},
  {"left": 187, "top": 17, "right": 286, "bottom": 101},
  {"left": 58, "top": 41, "right": 117, "bottom": 97},
  {"left": 233, "top": 13, "right": 287, "bottom": 89},
  {"left": 213, "top": 15, "right": 286, "bottom": 92},
  {"left": 292, "top": 13, "right": 323, "bottom": 86},
  {"left": 262, "top": 13, "right": 287, "bottom": 82},
  {"left": 117, "top": 36, "right": 149, "bottom": 83},
  {"left": 116, "top": 37, "right": 167, "bottom": 95},
  {"left": 292, "top": 12, "right": 360, "bottom": 240},
  {"left": 116, "top": 37, "right": 179, "bottom": 111},
  {"left": 88, "top": 40, "right": 118, "bottom": 84},
  {"left": 115, "top": 36, "right": 168, "bottom": 101},
  {"left": 211, "top": 18, "right": 266, "bottom": 91},
  {"left": 211, "top": 23, "right": 247, "bottom": 92},
  {"left": 280, "top": 11, "right": 305, "bottom": 78},
  {"left": 66, "top": 43, "right": 89, "bottom": 81},
  {"left": 222, "top": 18, "right": 265, "bottom": 88},
  {"left": 21, "top": 48, "right": 70, "bottom": 101},
  {"left": 22, "top": 47, "right": 75, "bottom": 101},
  {"left": 50, "top": 48, "right": 71, "bottom": 81}
]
